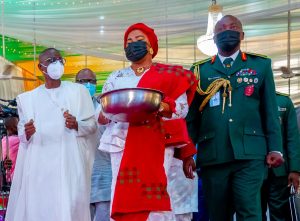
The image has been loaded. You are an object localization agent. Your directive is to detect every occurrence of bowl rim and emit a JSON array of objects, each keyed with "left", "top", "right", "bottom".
[{"left": 98, "top": 87, "right": 164, "bottom": 102}]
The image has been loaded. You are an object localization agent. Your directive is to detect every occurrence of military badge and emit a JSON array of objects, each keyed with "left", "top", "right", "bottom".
[
  {"left": 249, "top": 78, "right": 253, "bottom": 83},
  {"left": 236, "top": 68, "right": 257, "bottom": 77},
  {"left": 254, "top": 78, "right": 258, "bottom": 83},
  {"left": 237, "top": 78, "right": 242, "bottom": 83},
  {"left": 243, "top": 77, "right": 249, "bottom": 83},
  {"left": 244, "top": 85, "right": 254, "bottom": 96},
  {"left": 278, "top": 106, "right": 287, "bottom": 112}
]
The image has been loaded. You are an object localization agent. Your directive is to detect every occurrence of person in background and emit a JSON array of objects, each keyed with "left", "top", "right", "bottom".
[
  {"left": 6, "top": 48, "right": 97, "bottom": 221},
  {"left": 1, "top": 116, "right": 20, "bottom": 180},
  {"left": 98, "top": 23, "right": 197, "bottom": 221},
  {"left": 76, "top": 68, "right": 112, "bottom": 221},
  {"left": 76, "top": 68, "right": 98, "bottom": 106},
  {"left": 261, "top": 92, "right": 300, "bottom": 221},
  {"left": 296, "top": 106, "right": 300, "bottom": 134},
  {"left": 186, "top": 15, "right": 284, "bottom": 221}
]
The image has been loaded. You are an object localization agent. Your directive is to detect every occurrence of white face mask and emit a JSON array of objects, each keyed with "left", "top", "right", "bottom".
[{"left": 46, "top": 61, "right": 64, "bottom": 80}]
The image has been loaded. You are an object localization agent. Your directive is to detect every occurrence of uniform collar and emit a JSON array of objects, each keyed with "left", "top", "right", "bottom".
[
  {"left": 218, "top": 50, "right": 240, "bottom": 64},
  {"left": 210, "top": 51, "right": 247, "bottom": 76}
]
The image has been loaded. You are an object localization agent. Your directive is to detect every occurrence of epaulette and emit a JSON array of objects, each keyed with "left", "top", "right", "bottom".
[
  {"left": 276, "top": 91, "right": 289, "bottom": 97},
  {"left": 245, "top": 52, "right": 268, "bottom": 59},
  {"left": 192, "top": 57, "right": 212, "bottom": 67}
]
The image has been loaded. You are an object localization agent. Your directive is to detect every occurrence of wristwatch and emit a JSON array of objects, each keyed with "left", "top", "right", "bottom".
[{"left": 269, "top": 151, "right": 283, "bottom": 157}]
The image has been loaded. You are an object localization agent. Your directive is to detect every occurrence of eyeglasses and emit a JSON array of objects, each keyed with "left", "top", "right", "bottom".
[
  {"left": 76, "top": 79, "right": 97, "bottom": 84},
  {"left": 45, "top": 57, "right": 66, "bottom": 64},
  {"left": 40, "top": 57, "right": 66, "bottom": 67}
]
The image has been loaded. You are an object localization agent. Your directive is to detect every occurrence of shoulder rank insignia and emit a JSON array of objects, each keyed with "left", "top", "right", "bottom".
[
  {"left": 276, "top": 91, "right": 289, "bottom": 97},
  {"left": 211, "top": 55, "right": 216, "bottom": 64},
  {"left": 245, "top": 52, "right": 268, "bottom": 59},
  {"left": 241, "top": 52, "right": 247, "bottom": 61},
  {"left": 192, "top": 56, "right": 214, "bottom": 67}
]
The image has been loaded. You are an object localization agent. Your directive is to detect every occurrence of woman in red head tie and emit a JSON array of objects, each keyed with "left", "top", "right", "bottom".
[{"left": 98, "top": 23, "right": 198, "bottom": 221}]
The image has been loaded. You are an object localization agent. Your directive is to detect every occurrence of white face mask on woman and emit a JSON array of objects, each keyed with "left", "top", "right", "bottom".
[{"left": 46, "top": 61, "right": 64, "bottom": 80}]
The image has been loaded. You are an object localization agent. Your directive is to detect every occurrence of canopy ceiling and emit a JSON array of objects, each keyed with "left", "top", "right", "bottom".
[
  {"left": 0, "top": 0, "right": 300, "bottom": 101},
  {"left": 0, "top": 0, "right": 299, "bottom": 62}
]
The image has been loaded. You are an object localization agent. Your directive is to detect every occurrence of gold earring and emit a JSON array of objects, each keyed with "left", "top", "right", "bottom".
[{"left": 149, "top": 48, "right": 154, "bottom": 55}]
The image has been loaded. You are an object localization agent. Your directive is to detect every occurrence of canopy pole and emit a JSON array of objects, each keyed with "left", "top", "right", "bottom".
[
  {"left": 1, "top": 0, "right": 5, "bottom": 58},
  {"left": 85, "top": 54, "right": 87, "bottom": 68},
  {"left": 165, "top": 0, "right": 168, "bottom": 63},
  {"left": 193, "top": 0, "right": 197, "bottom": 63},
  {"left": 287, "top": 0, "right": 291, "bottom": 95},
  {"left": 33, "top": 1, "right": 37, "bottom": 85}
]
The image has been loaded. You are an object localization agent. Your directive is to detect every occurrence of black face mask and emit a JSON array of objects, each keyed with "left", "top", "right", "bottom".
[
  {"left": 125, "top": 41, "right": 148, "bottom": 62},
  {"left": 215, "top": 30, "right": 241, "bottom": 52}
]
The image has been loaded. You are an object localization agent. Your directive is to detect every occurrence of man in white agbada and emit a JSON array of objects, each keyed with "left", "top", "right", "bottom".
[{"left": 6, "top": 48, "right": 97, "bottom": 221}]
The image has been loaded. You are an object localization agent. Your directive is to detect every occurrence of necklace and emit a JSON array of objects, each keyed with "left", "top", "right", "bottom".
[
  {"left": 136, "top": 67, "right": 145, "bottom": 74},
  {"left": 134, "top": 63, "right": 152, "bottom": 75}
]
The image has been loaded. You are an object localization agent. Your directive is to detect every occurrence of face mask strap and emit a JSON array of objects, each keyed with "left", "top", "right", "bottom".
[{"left": 40, "top": 63, "right": 48, "bottom": 68}]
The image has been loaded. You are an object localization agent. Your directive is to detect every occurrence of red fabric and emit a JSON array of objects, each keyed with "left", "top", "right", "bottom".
[
  {"left": 139, "top": 63, "right": 197, "bottom": 105},
  {"left": 174, "top": 141, "right": 197, "bottom": 160},
  {"left": 0, "top": 196, "right": 8, "bottom": 209},
  {"left": 124, "top": 23, "right": 158, "bottom": 58},
  {"left": 162, "top": 96, "right": 176, "bottom": 113},
  {"left": 163, "top": 119, "right": 190, "bottom": 147},
  {"left": 111, "top": 63, "right": 197, "bottom": 221}
]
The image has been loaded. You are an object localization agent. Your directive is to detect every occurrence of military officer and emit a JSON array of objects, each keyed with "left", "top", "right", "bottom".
[
  {"left": 261, "top": 92, "right": 300, "bottom": 221},
  {"left": 185, "top": 15, "right": 284, "bottom": 221}
]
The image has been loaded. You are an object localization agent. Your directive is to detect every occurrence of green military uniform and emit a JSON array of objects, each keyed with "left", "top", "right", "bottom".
[
  {"left": 261, "top": 92, "right": 300, "bottom": 221},
  {"left": 187, "top": 51, "right": 283, "bottom": 221},
  {"left": 297, "top": 107, "right": 300, "bottom": 134}
]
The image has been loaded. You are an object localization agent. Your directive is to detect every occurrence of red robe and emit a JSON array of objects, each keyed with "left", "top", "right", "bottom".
[{"left": 111, "top": 63, "right": 197, "bottom": 221}]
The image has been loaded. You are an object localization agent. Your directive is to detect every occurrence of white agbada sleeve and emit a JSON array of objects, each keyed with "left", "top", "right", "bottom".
[
  {"left": 6, "top": 82, "right": 97, "bottom": 221},
  {"left": 16, "top": 92, "right": 35, "bottom": 145},
  {"left": 64, "top": 82, "right": 98, "bottom": 172},
  {"left": 67, "top": 83, "right": 97, "bottom": 137},
  {"left": 6, "top": 91, "right": 34, "bottom": 221}
]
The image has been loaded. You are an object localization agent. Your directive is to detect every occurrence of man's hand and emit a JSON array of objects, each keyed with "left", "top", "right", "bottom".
[
  {"left": 3, "top": 158, "right": 13, "bottom": 170},
  {"left": 266, "top": 152, "right": 284, "bottom": 168},
  {"left": 63, "top": 111, "right": 78, "bottom": 131},
  {"left": 24, "top": 119, "right": 35, "bottom": 141},
  {"left": 183, "top": 156, "right": 196, "bottom": 179},
  {"left": 288, "top": 172, "right": 300, "bottom": 191}
]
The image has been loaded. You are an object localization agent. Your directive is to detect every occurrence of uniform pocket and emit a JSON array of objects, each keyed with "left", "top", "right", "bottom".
[
  {"left": 197, "top": 131, "right": 217, "bottom": 162},
  {"left": 243, "top": 127, "right": 267, "bottom": 155},
  {"left": 198, "top": 131, "right": 215, "bottom": 142}
]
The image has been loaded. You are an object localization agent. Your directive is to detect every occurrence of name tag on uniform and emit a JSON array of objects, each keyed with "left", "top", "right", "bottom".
[
  {"left": 209, "top": 91, "right": 220, "bottom": 107},
  {"left": 208, "top": 76, "right": 221, "bottom": 81},
  {"left": 278, "top": 106, "right": 287, "bottom": 112}
]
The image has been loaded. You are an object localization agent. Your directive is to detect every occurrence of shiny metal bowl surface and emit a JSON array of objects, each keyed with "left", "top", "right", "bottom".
[{"left": 98, "top": 88, "right": 163, "bottom": 123}]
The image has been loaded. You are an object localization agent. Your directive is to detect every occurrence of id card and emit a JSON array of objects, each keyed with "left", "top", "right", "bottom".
[{"left": 209, "top": 91, "right": 220, "bottom": 107}]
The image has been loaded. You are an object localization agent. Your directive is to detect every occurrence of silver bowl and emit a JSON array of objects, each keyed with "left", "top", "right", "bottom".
[{"left": 98, "top": 88, "right": 163, "bottom": 123}]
